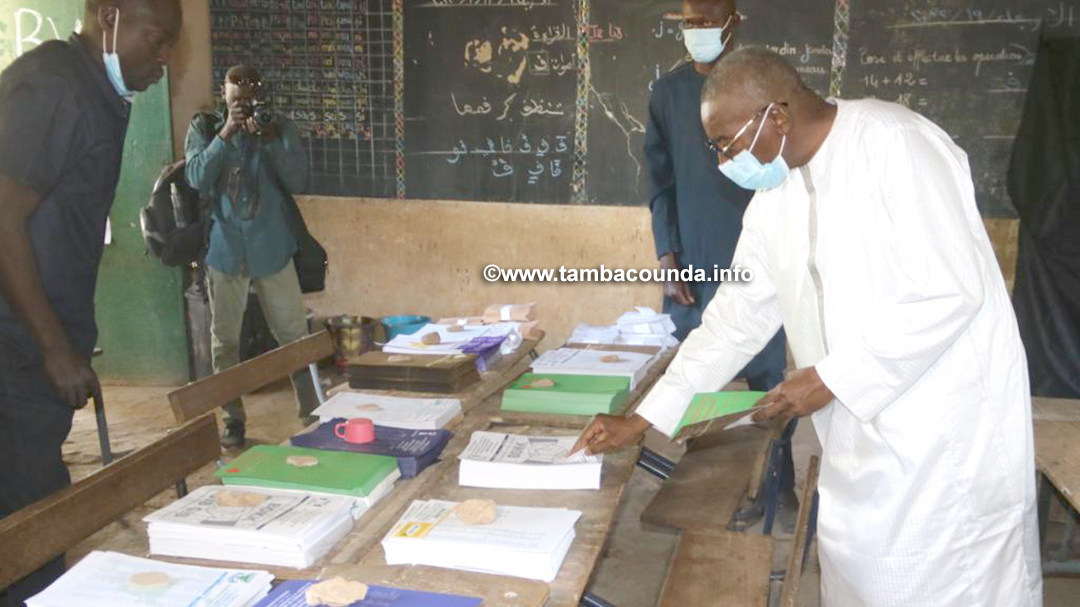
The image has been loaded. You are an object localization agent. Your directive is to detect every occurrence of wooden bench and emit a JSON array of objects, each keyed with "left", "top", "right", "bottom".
[
  {"left": 657, "top": 455, "right": 820, "bottom": 607},
  {"left": 168, "top": 330, "right": 335, "bottom": 423},
  {"left": 0, "top": 414, "right": 219, "bottom": 590},
  {"left": 1032, "top": 398, "right": 1080, "bottom": 574},
  {"left": 641, "top": 420, "right": 784, "bottom": 532}
]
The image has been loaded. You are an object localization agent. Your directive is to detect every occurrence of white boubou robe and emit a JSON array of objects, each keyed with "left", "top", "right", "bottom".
[{"left": 636, "top": 99, "right": 1042, "bottom": 606}]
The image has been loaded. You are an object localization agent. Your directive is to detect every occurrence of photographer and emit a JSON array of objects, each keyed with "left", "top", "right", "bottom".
[{"left": 185, "top": 65, "right": 316, "bottom": 447}]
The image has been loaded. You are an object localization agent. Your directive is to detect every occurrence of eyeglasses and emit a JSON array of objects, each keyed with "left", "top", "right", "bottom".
[
  {"left": 707, "top": 105, "right": 769, "bottom": 161},
  {"left": 227, "top": 76, "right": 263, "bottom": 89}
]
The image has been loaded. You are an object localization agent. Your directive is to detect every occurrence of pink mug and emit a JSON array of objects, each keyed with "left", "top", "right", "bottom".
[{"left": 335, "top": 418, "right": 375, "bottom": 444}]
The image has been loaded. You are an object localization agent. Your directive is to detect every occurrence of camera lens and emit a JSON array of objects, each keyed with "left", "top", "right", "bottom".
[{"left": 253, "top": 105, "right": 273, "bottom": 126}]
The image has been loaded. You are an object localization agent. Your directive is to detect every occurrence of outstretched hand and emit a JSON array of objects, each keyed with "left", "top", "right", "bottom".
[
  {"left": 570, "top": 414, "right": 652, "bottom": 456},
  {"left": 752, "top": 366, "right": 834, "bottom": 422}
]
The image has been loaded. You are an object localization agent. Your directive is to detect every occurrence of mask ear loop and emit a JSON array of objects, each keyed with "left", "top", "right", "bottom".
[
  {"left": 102, "top": 8, "right": 120, "bottom": 54},
  {"left": 719, "top": 13, "right": 735, "bottom": 47},
  {"left": 746, "top": 102, "right": 775, "bottom": 154}
]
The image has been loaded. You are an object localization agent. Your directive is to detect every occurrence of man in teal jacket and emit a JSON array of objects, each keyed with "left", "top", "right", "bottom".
[{"left": 186, "top": 65, "right": 316, "bottom": 447}]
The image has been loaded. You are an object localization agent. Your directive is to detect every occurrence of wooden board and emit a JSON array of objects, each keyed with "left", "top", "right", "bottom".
[
  {"left": 641, "top": 427, "right": 771, "bottom": 532},
  {"left": 327, "top": 335, "right": 543, "bottom": 416},
  {"left": 779, "top": 455, "right": 820, "bottom": 607},
  {"left": 0, "top": 415, "right": 220, "bottom": 589},
  {"left": 658, "top": 530, "right": 773, "bottom": 607},
  {"left": 319, "top": 563, "right": 550, "bottom": 607},
  {"left": 169, "top": 331, "right": 336, "bottom": 422},
  {"left": 352, "top": 421, "right": 639, "bottom": 607},
  {"left": 1033, "top": 397, "right": 1080, "bottom": 422},
  {"left": 481, "top": 348, "right": 677, "bottom": 429},
  {"left": 1034, "top": 420, "right": 1080, "bottom": 513}
]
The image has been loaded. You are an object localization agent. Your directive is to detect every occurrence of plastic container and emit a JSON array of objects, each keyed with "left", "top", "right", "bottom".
[{"left": 380, "top": 315, "right": 431, "bottom": 340}]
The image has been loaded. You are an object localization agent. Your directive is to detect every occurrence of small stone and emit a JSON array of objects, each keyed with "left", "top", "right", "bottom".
[
  {"left": 287, "top": 455, "right": 320, "bottom": 468},
  {"left": 455, "top": 499, "right": 498, "bottom": 525},
  {"left": 214, "top": 490, "right": 267, "bottom": 508},
  {"left": 387, "top": 355, "right": 412, "bottom": 363},
  {"left": 355, "top": 403, "right": 384, "bottom": 412},
  {"left": 305, "top": 577, "right": 369, "bottom": 607},
  {"left": 526, "top": 378, "right": 555, "bottom": 389},
  {"left": 128, "top": 572, "right": 171, "bottom": 588},
  {"left": 447, "top": 324, "right": 465, "bottom": 333},
  {"left": 599, "top": 354, "right": 624, "bottom": 363},
  {"left": 421, "top": 332, "right": 441, "bottom": 345}
]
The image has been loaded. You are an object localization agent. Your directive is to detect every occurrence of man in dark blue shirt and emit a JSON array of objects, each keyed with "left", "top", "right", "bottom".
[
  {"left": 646, "top": 0, "right": 786, "bottom": 389},
  {"left": 645, "top": 0, "right": 795, "bottom": 519},
  {"left": 0, "top": 0, "right": 181, "bottom": 603}
]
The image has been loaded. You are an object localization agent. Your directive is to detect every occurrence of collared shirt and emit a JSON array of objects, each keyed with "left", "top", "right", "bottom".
[
  {"left": 645, "top": 62, "right": 754, "bottom": 271},
  {"left": 0, "top": 35, "right": 130, "bottom": 358},
  {"left": 185, "top": 114, "right": 306, "bottom": 278}
]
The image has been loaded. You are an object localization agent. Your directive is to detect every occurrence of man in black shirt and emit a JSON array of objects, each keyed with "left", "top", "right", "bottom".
[{"left": 0, "top": 0, "right": 181, "bottom": 603}]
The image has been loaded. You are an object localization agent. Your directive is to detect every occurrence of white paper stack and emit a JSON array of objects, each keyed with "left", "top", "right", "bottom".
[
  {"left": 27, "top": 551, "right": 272, "bottom": 607},
  {"left": 458, "top": 431, "right": 602, "bottom": 490},
  {"left": 143, "top": 486, "right": 355, "bottom": 569},
  {"left": 312, "top": 393, "right": 462, "bottom": 430},
  {"left": 570, "top": 307, "right": 678, "bottom": 349},
  {"left": 530, "top": 347, "right": 655, "bottom": 390},
  {"left": 382, "top": 500, "right": 581, "bottom": 582},
  {"left": 381, "top": 322, "right": 519, "bottom": 355}
]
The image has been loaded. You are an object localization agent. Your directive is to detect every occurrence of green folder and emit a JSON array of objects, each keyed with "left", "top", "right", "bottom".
[
  {"left": 674, "top": 391, "right": 767, "bottom": 436},
  {"left": 502, "top": 373, "right": 630, "bottom": 416},
  {"left": 215, "top": 445, "right": 398, "bottom": 498}
]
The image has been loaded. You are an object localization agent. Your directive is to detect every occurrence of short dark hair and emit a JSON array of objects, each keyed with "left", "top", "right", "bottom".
[{"left": 702, "top": 47, "right": 802, "bottom": 108}]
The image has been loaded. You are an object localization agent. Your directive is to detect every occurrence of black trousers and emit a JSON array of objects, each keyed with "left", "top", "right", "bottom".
[{"left": 0, "top": 336, "right": 73, "bottom": 606}]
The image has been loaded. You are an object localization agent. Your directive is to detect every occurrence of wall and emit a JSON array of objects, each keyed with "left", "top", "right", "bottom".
[{"left": 169, "top": 0, "right": 1021, "bottom": 353}]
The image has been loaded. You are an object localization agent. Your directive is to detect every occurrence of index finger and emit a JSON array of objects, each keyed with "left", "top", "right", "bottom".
[{"left": 570, "top": 418, "right": 602, "bottom": 456}]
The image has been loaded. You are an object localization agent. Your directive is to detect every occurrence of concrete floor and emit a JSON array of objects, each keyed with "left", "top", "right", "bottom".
[{"left": 62, "top": 384, "right": 1080, "bottom": 606}]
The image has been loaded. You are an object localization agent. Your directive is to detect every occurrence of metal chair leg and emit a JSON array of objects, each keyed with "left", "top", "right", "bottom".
[
  {"left": 94, "top": 396, "right": 114, "bottom": 466},
  {"left": 309, "top": 362, "right": 327, "bottom": 406}
]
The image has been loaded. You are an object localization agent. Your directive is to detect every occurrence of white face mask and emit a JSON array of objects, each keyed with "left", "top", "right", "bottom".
[
  {"left": 102, "top": 9, "right": 133, "bottom": 102},
  {"left": 682, "top": 14, "right": 734, "bottom": 64}
]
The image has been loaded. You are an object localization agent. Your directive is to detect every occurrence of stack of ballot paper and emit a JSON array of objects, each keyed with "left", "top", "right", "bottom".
[
  {"left": 458, "top": 431, "right": 602, "bottom": 490},
  {"left": 144, "top": 486, "right": 355, "bottom": 568},
  {"left": 291, "top": 421, "right": 452, "bottom": 478},
  {"left": 530, "top": 347, "right": 655, "bottom": 390},
  {"left": 570, "top": 307, "right": 678, "bottom": 349},
  {"left": 382, "top": 500, "right": 581, "bottom": 582},
  {"left": 215, "top": 445, "right": 400, "bottom": 506},
  {"left": 346, "top": 351, "right": 480, "bottom": 393},
  {"left": 382, "top": 322, "right": 516, "bottom": 355},
  {"left": 312, "top": 393, "right": 462, "bottom": 430},
  {"left": 252, "top": 580, "right": 483, "bottom": 607},
  {"left": 27, "top": 551, "right": 272, "bottom": 607},
  {"left": 673, "top": 391, "right": 767, "bottom": 441},
  {"left": 501, "top": 373, "right": 630, "bottom": 416}
]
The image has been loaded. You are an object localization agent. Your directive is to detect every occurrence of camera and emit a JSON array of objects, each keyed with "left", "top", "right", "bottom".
[{"left": 251, "top": 101, "right": 273, "bottom": 127}]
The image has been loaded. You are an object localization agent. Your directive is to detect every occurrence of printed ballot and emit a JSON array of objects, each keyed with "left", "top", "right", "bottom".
[
  {"left": 458, "top": 431, "right": 602, "bottom": 490},
  {"left": 382, "top": 499, "right": 581, "bottom": 582}
]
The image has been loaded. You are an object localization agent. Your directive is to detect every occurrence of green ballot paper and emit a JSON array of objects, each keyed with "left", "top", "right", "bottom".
[
  {"left": 215, "top": 445, "right": 398, "bottom": 499},
  {"left": 673, "top": 391, "right": 767, "bottom": 439},
  {"left": 502, "top": 373, "right": 630, "bottom": 416}
]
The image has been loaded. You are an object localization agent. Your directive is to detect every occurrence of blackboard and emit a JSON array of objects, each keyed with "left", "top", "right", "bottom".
[
  {"left": 210, "top": 0, "right": 401, "bottom": 197},
  {"left": 841, "top": 1, "right": 1079, "bottom": 217},
  {"left": 207, "top": 0, "right": 1080, "bottom": 216}
]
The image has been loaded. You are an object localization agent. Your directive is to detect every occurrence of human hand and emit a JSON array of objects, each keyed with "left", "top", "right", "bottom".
[
  {"left": 752, "top": 366, "right": 834, "bottom": 422},
  {"left": 43, "top": 341, "right": 102, "bottom": 410},
  {"left": 570, "top": 414, "right": 652, "bottom": 456}
]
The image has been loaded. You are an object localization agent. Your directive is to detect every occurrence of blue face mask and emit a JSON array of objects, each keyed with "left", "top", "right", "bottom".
[
  {"left": 682, "top": 14, "right": 733, "bottom": 64},
  {"left": 718, "top": 103, "right": 790, "bottom": 191},
  {"left": 102, "top": 9, "right": 134, "bottom": 102}
]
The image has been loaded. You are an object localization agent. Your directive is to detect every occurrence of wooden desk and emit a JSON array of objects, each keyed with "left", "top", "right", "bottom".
[
  {"left": 478, "top": 348, "right": 678, "bottom": 429},
  {"left": 151, "top": 334, "right": 644, "bottom": 606},
  {"left": 1035, "top": 420, "right": 1080, "bottom": 514},
  {"left": 328, "top": 335, "right": 543, "bottom": 417}
]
